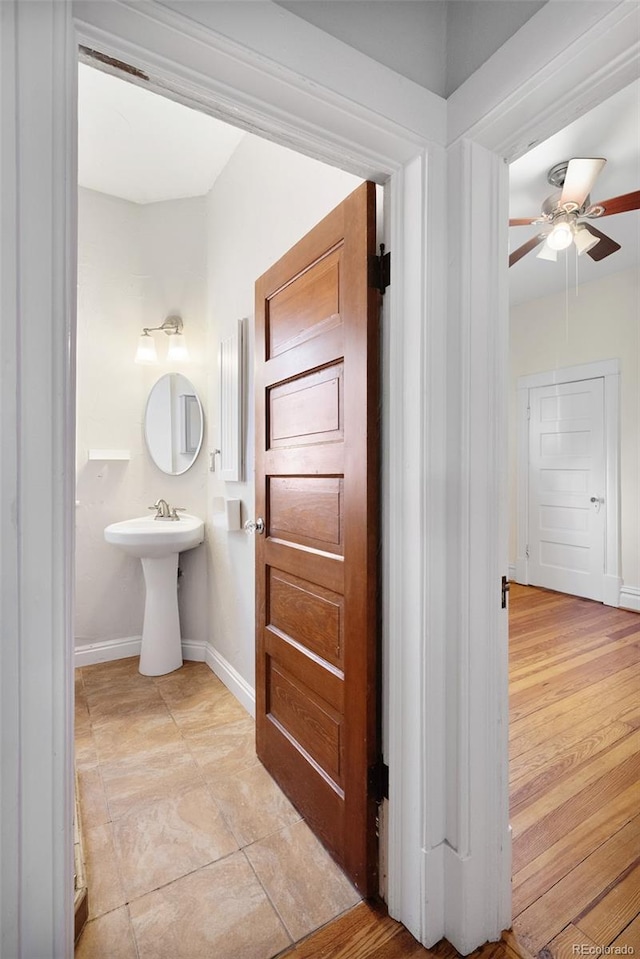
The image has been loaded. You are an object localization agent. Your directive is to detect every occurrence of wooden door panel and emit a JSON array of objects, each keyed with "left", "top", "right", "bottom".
[
  {"left": 265, "top": 325, "right": 344, "bottom": 388},
  {"left": 268, "top": 568, "right": 344, "bottom": 668},
  {"left": 267, "top": 248, "right": 342, "bottom": 358},
  {"left": 264, "top": 540, "right": 344, "bottom": 594},
  {"left": 255, "top": 181, "right": 379, "bottom": 895},
  {"left": 267, "top": 659, "right": 343, "bottom": 785},
  {"left": 263, "top": 627, "right": 344, "bottom": 709},
  {"left": 260, "top": 717, "right": 345, "bottom": 851},
  {"left": 268, "top": 363, "right": 344, "bottom": 448},
  {"left": 269, "top": 477, "right": 343, "bottom": 553},
  {"left": 263, "top": 444, "right": 344, "bottom": 478}
]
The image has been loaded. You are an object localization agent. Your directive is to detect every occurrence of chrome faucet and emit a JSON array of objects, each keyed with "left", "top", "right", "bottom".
[
  {"left": 149, "top": 498, "right": 171, "bottom": 519},
  {"left": 148, "top": 499, "right": 187, "bottom": 521}
]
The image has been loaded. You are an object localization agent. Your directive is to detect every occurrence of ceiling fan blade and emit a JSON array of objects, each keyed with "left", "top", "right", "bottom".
[
  {"left": 560, "top": 158, "right": 606, "bottom": 209},
  {"left": 581, "top": 223, "right": 621, "bottom": 262},
  {"left": 596, "top": 190, "right": 640, "bottom": 216},
  {"left": 509, "top": 234, "right": 546, "bottom": 267},
  {"left": 509, "top": 217, "right": 541, "bottom": 226}
]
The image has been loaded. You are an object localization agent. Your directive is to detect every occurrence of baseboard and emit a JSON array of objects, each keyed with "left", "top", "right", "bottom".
[
  {"left": 74, "top": 636, "right": 142, "bottom": 667},
  {"left": 73, "top": 636, "right": 255, "bottom": 716},
  {"left": 205, "top": 644, "right": 256, "bottom": 718},
  {"left": 603, "top": 574, "right": 622, "bottom": 608},
  {"left": 514, "top": 557, "right": 528, "bottom": 584},
  {"left": 420, "top": 843, "right": 445, "bottom": 947},
  {"left": 619, "top": 585, "right": 640, "bottom": 613},
  {"left": 74, "top": 636, "right": 205, "bottom": 667},
  {"left": 182, "top": 640, "right": 206, "bottom": 662}
]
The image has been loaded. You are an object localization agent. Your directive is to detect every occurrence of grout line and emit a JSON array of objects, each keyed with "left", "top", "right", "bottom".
[
  {"left": 122, "top": 848, "right": 243, "bottom": 907},
  {"left": 124, "top": 903, "right": 141, "bottom": 959},
  {"left": 240, "top": 847, "right": 294, "bottom": 947}
]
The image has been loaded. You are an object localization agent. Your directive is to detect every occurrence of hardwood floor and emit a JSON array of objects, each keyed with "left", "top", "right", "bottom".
[
  {"left": 509, "top": 586, "right": 640, "bottom": 955},
  {"left": 280, "top": 585, "right": 640, "bottom": 959}
]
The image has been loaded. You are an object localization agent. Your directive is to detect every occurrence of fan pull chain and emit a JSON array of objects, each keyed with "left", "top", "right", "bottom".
[
  {"left": 565, "top": 252, "right": 569, "bottom": 340},
  {"left": 575, "top": 244, "right": 579, "bottom": 297}
]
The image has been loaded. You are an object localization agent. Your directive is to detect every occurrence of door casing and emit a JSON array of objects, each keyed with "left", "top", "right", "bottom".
[{"left": 2, "top": 1, "right": 637, "bottom": 956}]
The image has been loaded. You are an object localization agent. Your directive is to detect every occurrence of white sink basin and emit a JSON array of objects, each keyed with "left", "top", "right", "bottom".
[
  {"left": 104, "top": 514, "right": 204, "bottom": 558},
  {"left": 104, "top": 513, "right": 204, "bottom": 675}
]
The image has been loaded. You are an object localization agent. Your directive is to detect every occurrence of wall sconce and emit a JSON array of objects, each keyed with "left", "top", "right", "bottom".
[{"left": 135, "top": 315, "right": 189, "bottom": 364}]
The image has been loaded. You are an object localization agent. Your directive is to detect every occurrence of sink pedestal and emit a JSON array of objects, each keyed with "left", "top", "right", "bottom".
[
  {"left": 139, "top": 554, "right": 183, "bottom": 676},
  {"left": 103, "top": 513, "right": 204, "bottom": 676}
]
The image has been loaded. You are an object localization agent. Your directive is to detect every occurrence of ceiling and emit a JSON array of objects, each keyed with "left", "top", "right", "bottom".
[
  {"left": 78, "top": 63, "right": 245, "bottom": 204},
  {"left": 274, "top": 1, "right": 545, "bottom": 99},
  {"left": 509, "top": 79, "right": 640, "bottom": 306}
]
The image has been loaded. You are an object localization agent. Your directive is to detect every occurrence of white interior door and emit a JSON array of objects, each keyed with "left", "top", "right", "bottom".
[{"left": 528, "top": 377, "right": 605, "bottom": 601}]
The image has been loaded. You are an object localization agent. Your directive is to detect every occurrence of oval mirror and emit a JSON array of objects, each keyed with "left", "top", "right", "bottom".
[{"left": 144, "top": 373, "right": 204, "bottom": 475}]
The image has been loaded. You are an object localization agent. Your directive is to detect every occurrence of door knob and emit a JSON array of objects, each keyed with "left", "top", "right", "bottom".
[
  {"left": 590, "top": 496, "right": 604, "bottom": 512},
  {"left": 244, "top": 517, "right": 265, "bottom": 535}
]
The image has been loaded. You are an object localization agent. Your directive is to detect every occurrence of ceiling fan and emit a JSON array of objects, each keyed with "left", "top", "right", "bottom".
[{"left": 509, "top": 157, "right": 640, "bottom": 267}]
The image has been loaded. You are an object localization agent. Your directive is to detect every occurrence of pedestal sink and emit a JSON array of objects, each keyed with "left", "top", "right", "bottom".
[{"left": 104, "top": 514, "right": 204, "bottom": 676}]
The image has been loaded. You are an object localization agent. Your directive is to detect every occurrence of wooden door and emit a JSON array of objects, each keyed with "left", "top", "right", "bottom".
[
  {"left": 528, "top": 378, "right": 606, "bottom": 600},
  {"left": 254, "top": 181, "right": 380, "bottom": 896}
]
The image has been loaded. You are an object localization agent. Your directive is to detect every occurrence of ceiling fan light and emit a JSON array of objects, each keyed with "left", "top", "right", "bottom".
[
  {"left": 574, "top": 226, "right": 601, "bottom": 256},
  {"left": 536, "top": 241, "right": 558, "bottom": 262},
  {"left": 547, "top": 221, "right": 573, "bottom": 251}
]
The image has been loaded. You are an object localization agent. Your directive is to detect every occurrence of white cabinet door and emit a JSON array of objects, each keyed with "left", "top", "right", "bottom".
[{"left": 528, "top": 378, "right": 605, "bottom": 600}]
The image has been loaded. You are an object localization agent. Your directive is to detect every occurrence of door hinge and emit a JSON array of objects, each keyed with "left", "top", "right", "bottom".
[
  {"left": 501, "top": 575, "right": 510, "bottom": 609},
  {"left": 525, "top": 545, "right": 530, "bottom": 559},
  {"left": 368, "top": 758, "right": 389, "bottom": 802},
  {"left": 527, "top": 405, "right": 531, "bottom": 420},
  {"left": 369, "top": 243, "right": 391, "bottom": 295}
]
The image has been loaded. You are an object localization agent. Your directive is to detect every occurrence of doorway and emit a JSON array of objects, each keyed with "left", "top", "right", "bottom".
[
  {"left": 74, "top": 59, "right": 379, "bottom": 954},
  {"left": 506, "top": 77, "right": 640, "bottom": 952}
]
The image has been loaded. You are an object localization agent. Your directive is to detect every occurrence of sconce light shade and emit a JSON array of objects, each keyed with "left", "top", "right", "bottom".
[
  {"left": 167, "top": 332, "right": 189, "bottom": 363},
  {"left": 135, "top": 315, "right": 189, "bottom": 364},
  {"left": 135, "top": 332, "right": 158, "bottom": 364}
]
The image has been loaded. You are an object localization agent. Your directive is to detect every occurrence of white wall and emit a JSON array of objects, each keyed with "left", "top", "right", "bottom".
[
  {"left": 75, "top": 188, "right": 209, "bottom": 649},
  {"left": 509, "top": 267, "right": 639, "bottom": 593},
  {"left": 204, "top": 134, "right": 362, "bottom": 691}
]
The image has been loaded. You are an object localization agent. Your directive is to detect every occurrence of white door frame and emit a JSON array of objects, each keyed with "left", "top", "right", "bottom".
[
  {"left": 2, "top": 1, "right": 637, "bottom": 956},
  {"left": 515, "top": 359, "right": 622, "bottom": 607}
]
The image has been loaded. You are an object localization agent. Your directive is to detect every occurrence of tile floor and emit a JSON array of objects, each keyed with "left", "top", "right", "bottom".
[{"left": 75, "top": 657, "right": 360, "bottom": 959}]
